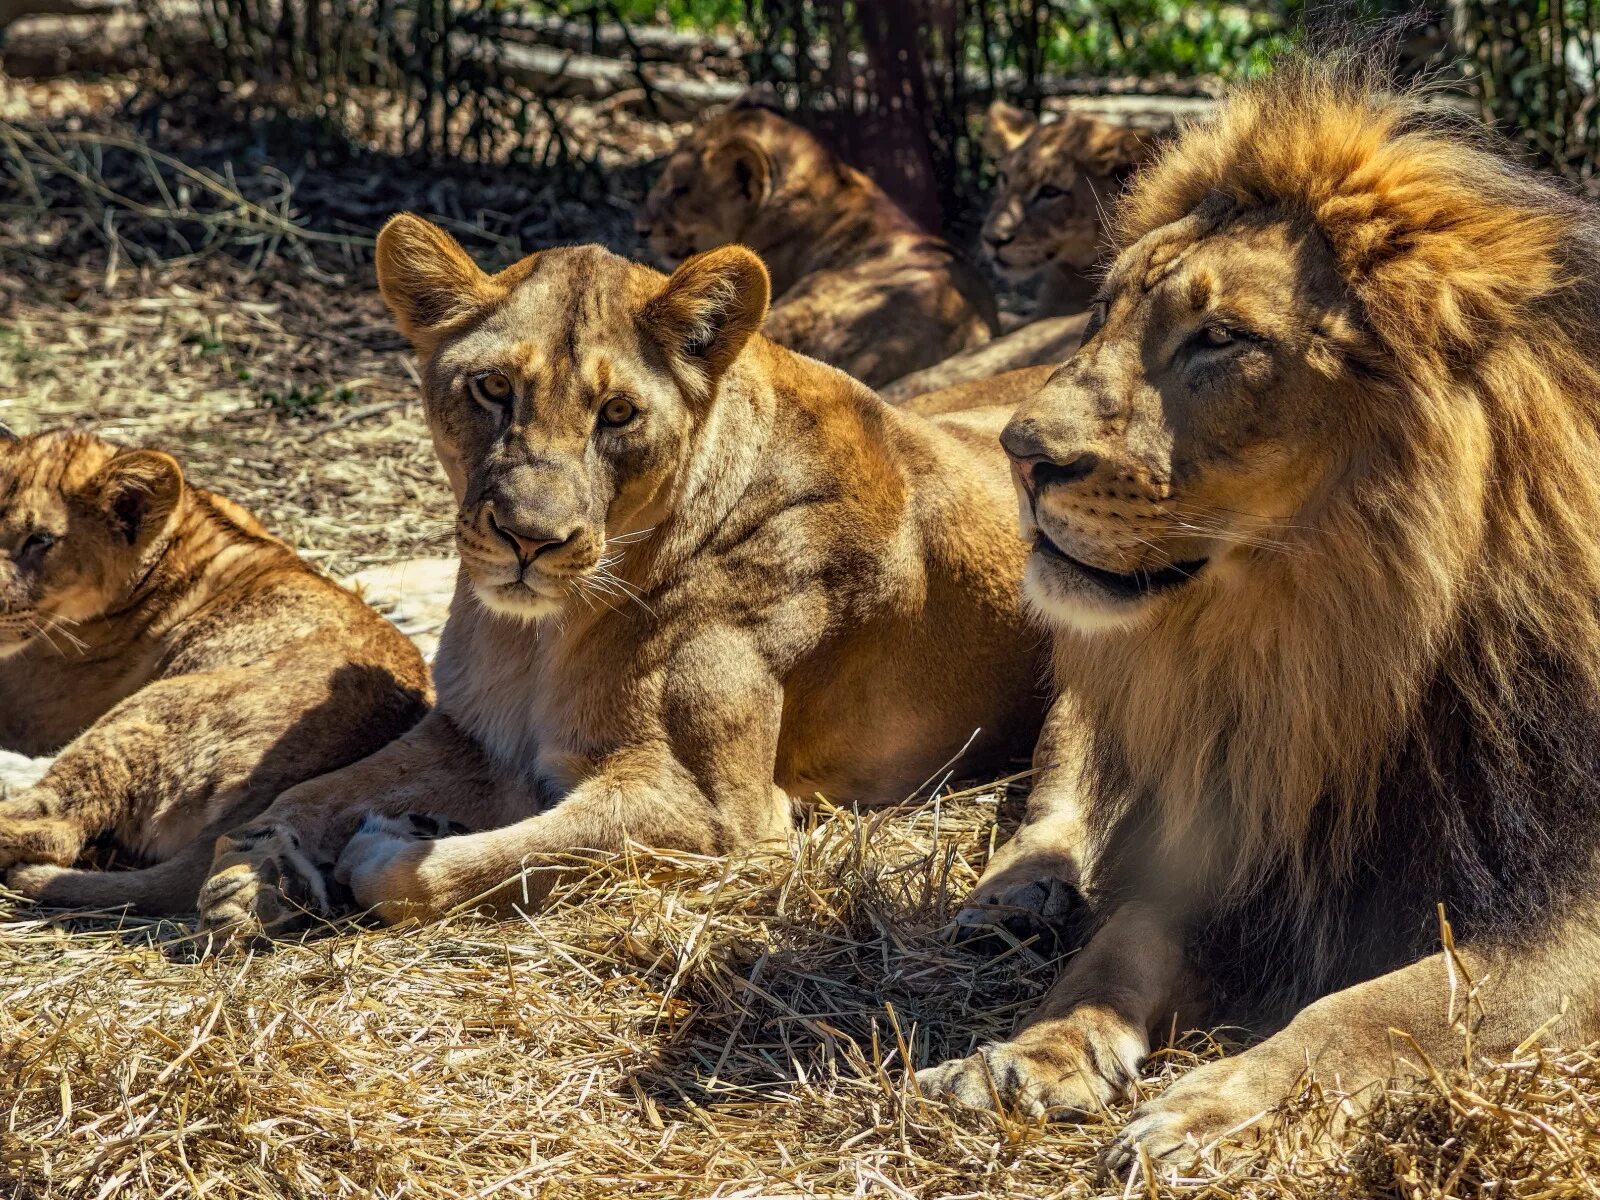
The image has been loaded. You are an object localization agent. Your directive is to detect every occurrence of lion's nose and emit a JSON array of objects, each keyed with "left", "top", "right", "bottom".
[
  {"left": 487, "top": 510, "right": 574, "bottom": 566},
  {"left": 985, "top": 231, "right": 1015, "bottom": 249}
]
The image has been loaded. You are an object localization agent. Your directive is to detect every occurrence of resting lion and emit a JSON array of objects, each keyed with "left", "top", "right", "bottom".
[
  {"left": 982, "top": 101, "right": 1155, "bottom": 319},
  {"left": 198, "top": 215, "right": 1045, "bottom": 933},
  {"left": 636, "top": 98, "right": 998, "bottom": 390},
  {"left": 0, "top": 429, "right": 429, "bottom": 918},
  {"left": 919, "top": 61, "right": 1600, "bottom": 1169}
]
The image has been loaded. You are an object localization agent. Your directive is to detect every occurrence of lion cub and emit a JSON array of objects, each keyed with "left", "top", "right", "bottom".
[
  {"left": 199, "top": 216, "right": 1045, "bottom": 931},
  {"left": 637, "top": 97, "right": 998, "bottom": 390},
  {"left": 0, "top": 430, "right": 429, "bottom": 919}
]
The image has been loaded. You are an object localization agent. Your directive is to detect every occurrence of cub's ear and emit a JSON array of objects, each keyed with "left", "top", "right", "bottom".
[
  {"left": 714, "top": 136, "right": 773, "bottom": 206},
  {"left": 93, "top": 449, "right": 184, "bottom": 546},
  {"left": 375, "top": 213, "right": 502, "bottom": 350},
  {"left": 642, "top": 245, "right": 770, "bottom": 386},
  {"left": 983, "top": 101, "right": 1037, "bottom": 159}
]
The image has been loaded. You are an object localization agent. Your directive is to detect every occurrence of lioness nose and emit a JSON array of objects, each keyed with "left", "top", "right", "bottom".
[
  {"left": 986, "top": 232, "right": 1015, "bottom": 248},
  {"left": 1003, "top": 445, "right": 1100, "bottom": 495},
  {"left": 488, "top": 510, "right": 572, "bottom": 565},
  {"left": 635, "top": 221, "right": 654, "bottom": 239}
]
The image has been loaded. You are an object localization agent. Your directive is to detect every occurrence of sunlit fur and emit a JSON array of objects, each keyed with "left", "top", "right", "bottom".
[{"left": 1048, "top": 59, "right": 1600, "bottom": 1008}]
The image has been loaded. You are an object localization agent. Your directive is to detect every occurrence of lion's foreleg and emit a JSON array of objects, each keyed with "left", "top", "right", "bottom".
[
  {"left": 1107, "top": 913, "right": 1600, "bottom": 1170},
  {"left": 919, "top": 900, "right": 1197, "bottom": 1116}
]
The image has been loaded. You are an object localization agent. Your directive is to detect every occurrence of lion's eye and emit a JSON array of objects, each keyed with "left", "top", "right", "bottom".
[
  {"left": 1035, "top": 184, "right": 1066, "bottom": 201},
  {"left": 1200, "top": 325, "right": 1237, "bottom": 348},
  {"left": 599, "top": 396, "right": 637, "bottom": 428},
  {"left": 16, "top": 531, "right": 55, "bottom": 561},
  {"left": 470, "top": 371, "right": 514, "bottom": 409}
]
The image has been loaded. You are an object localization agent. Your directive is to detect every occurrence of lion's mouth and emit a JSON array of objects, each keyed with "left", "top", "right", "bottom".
[{"left": 1034, "top": 534, "right": 1207, "bottom": 599}]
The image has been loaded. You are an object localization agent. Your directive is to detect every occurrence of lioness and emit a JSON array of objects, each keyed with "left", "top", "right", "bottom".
[
  {"left": 0, "top": 429, "right": 429, "bottom": 916},
  {"left": 919, "top": 62, "right": 1600, "bottom": 1169},
  {"left": 197, "top": 216, "right": 1044, "bottom": 935},
  {"left": 981, "top": 101, "right": 1155, "bottom": 319},
  {"left": 636, "top": 98, "right": 998, "bottom": 390}
]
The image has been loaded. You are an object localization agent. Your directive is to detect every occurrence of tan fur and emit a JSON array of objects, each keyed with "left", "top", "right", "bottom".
[
  {"left": 921, "top": 62, "right": 1600, "bottom": 1170},
  {"left": 637, "top": 100, "right": 998, "bottom": 389},
  {"left": 224, "top": 215, "right": 1046, "bottom": 928},
  {"left": 982, "top": 102, "right": 1157, "bottom": 318},
  {"left": 0, "top": 431, "right": 428, "bottom": 925},
  {"left": 880, "top": 318, "right": 1086, "bottom": 406}
]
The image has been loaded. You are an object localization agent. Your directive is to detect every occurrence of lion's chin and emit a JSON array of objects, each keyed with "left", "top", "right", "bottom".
[
  {"left": 469, "top": 579, "right": 565, "bottom": 624},
  {"left": 1022, "top": 537, "right": 1206, "bottom": 634}
]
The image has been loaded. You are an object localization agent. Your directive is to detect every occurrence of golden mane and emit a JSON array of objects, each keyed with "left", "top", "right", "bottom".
[{"left": 1069, "top": 62, "right": 1600, "bottom": 954}]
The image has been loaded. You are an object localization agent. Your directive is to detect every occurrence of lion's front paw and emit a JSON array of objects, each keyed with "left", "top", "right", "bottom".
[
  {"left": 1102, "top": 1056, "right": 1277, "bottom": 1176},
  {"left": 916, "top": 1007, "right": 1145, "bottom": 1118},
  {"left": 333, "top": 813, "right": 465, "bottom": 924},
  {"left": 954, "top": 835, "right": 1085, "bottom": 949},
  {"left": 199, "top": 822, "right": 345, "bottom": 945}
]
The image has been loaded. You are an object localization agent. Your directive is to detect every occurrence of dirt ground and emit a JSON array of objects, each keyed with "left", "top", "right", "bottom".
[{"left": 4, "top": 66, "right": 1600, "bottom": 1200}]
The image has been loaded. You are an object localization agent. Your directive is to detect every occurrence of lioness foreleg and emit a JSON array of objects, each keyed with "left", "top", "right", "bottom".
[
  {"left": 1105, "top": 917, "right": 1600, "bottom": 1172},
  {"left": 919, "top": 901, "right": 1195, "bottom": 1116},
  {"left": 199, "top": 710, "right": 530, "bottom": 941}
]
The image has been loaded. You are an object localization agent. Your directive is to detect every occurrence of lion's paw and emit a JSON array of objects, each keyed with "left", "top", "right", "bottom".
[
  {"left": 916, "top": 1009, "right": 1145, "bottom": 1118},
  {"left": 333, "top": 812, "right": 465, "bottom": 923},
  {"left": 1102, "top": 1055, "right": 1275, "bottom": 1177},
  {"left": 953, "top": 837, "right": 1086, "bottom": 949},
  {"left": 199, "top": 822, "right": 343, "bottom": 945}
]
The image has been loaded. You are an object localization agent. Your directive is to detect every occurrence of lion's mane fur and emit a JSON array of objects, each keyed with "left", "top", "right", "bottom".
[{"left": 1073, "top": 57, "right": 1600, "bottom": 1018}]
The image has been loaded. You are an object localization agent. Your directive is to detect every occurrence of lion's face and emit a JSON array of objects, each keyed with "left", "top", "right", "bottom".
[
  {"left": 1002, "top": 211, "right": 1364, "bottom": 632},
  {"left": 636, "top": 110, "right": 773, "bottom": 268},
  {"left": 981, "top": 103, "right": 1154, "bottom": 280},
  {"left": 376, "top": 216, "right": 769, "bottom": 622},
  {"left": 0, "top": 432, "right": 184, "bottom": 656}
]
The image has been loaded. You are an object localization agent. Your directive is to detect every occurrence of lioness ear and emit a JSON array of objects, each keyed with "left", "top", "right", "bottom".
[
  {"left": 642, "top": 245, "right": 770, "bottom": 384},
  {"left": 715, "top": 137, "right": 773, "bottom": 206},
  {"left": 983, "top": 101, "right": 1037, "bottom": 158},
  {"left": 375, "top": 213, "right": 501, "bottom": 350},
  {"left": 93, "top": 449, "right": 184, "bottom": 546}
]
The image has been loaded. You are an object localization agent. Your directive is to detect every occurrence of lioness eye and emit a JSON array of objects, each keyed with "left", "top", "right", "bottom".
[
  {"left": 17, "top": 531, "right": 55, "bottom": 561},
  {"left": 599, "top": 396, "right": 637, "bottom": 428},
  {"left": 1200, "top": 325, "right": 1236, "bottom": 348},
  {"left": 1036, "top": 184, "right": 1066, "bottom": 200},
  {"left": 470, "top": 371, "right": 513, "bottom": 409}
]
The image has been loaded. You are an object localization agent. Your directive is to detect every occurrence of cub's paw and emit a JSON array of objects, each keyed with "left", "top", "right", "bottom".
[
  {"left": 6, "top": 860, "right": 71, "bottom": 900},
  {"left": 954, "top": 838, "right": 1086, "bottom": 950},
  {"left": 199, "top": 823, "right": 343, "bottom": 945},
  {"left": 916, "top": 1007, "right": 1146, "bottom": 1118},
  {"left": 333, "top": 813, "right": 465, "bottom": 923},
  {"left": 0, "top": 807, "right": 79, "bottom": 871},
  {"left": 1103, "top": 1055, "right": 1276, "bottom": 1177}
]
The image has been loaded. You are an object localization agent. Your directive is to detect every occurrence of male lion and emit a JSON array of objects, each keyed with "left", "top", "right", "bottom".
[
  {"left": 0, "top": 429, "right": 428, "bottom": 917},
  {"left": 198, "top": 216, "right": 1044, "bottom": 934},
  {"left": 636, "top": 98, "right": 998, "bottom": 390},
  {"left": 919, "top": 62, "right": 1600, "bottom": 1169}
]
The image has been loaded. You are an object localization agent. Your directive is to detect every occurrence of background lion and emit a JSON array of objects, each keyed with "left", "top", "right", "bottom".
[
  {"left": 920, "top": 60, "right": 1600, "bottom": 1169},
  {"left": 0, "top": 429, "right": 429, "bottom": 922},
  {"left": 206, "top": 216, "right": 1046, "bottom": 931},
  {"left": 637, "top": 97, "right": 998, "bottom": 390}
]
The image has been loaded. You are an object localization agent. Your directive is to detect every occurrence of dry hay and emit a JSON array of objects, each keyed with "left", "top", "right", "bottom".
[{"left": 4, "top": 72, "right": 1600, "bottom": 1200}]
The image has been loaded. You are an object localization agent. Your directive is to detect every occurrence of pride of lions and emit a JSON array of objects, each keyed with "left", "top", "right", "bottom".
[{"left": 9, "top": 58, "right": 1600, "bottom": 1171}]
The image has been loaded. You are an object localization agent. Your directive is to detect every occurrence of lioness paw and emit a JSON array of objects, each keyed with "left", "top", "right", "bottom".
[
  {"left": 199, "top": 822, "right": 341, "bottom": 945},
  {"left": 333, "top": 812, "right": 465, "bottom": 923},
  {"left": 916, "top": 1012, "right": 1145, "bottom": 1118}
]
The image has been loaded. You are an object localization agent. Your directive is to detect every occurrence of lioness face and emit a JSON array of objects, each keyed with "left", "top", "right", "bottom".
[
  {"left": 0, "top": 431, "right": 184, "bottom": 656},
  {"left": 1002, "top": 213, "right": 1362, "bottom": 631},
  {"left": 637, "top": 111, "right": 770, "bottom": 267},
  {"left": 981, "top": 103, "right": 1154, "bottom": 279},
  {"left": 376, "top": 216, "right": 769, "bottom": 622}
]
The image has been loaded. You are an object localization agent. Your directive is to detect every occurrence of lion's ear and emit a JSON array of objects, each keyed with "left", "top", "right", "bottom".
[
  {"left": 376, "top": 213, "right": 502, "bottom": 350},
  {"left": 983, "top": 101, "right": 1037, "bottom": 158},
  {"left": 642, "top": 245, "right": 770, "bottom": 385},
  {"left": 92, "top": 449, "right": 184, "bottom": 546},
  {"left": 714, "top": 136, "right": 773, "bottom": 206}
]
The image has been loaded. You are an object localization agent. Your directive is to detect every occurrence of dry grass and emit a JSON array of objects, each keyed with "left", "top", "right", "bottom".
[{"left": 4, "top": 68, "right": 1600, "bottom": 1200}]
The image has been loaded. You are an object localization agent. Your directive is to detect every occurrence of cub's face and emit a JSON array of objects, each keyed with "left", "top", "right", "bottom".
[
  {"left": 1001, "top": 211, "right": 1371, "bottom": 632},
  {"left": 636, "top": 110, "right": 775, "bottom": 267},
  {"left": 981, "top": 103, "right": 1155, "bottom": 279},
  {"left": 375, "top": 216, "right": 769, "bottom": 622},
  {"left": 0, "top": 431, "right": 184, "bottom": 657}
]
